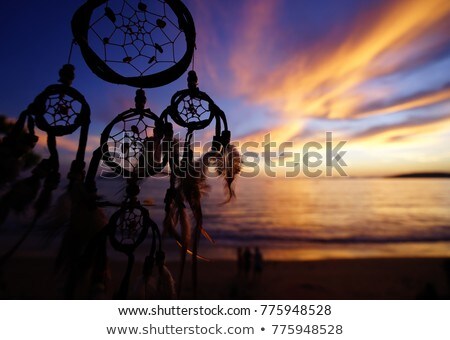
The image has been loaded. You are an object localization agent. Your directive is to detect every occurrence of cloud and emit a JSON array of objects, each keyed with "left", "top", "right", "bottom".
[
  {"left": 227, "top": 0, "right": 450, "bottom": 119},
  {"left": 35, "top": 130, "right": 99, "bottom": 156},
  {"left": 355, "top": 82, "right": 450, "bottom": 117}
]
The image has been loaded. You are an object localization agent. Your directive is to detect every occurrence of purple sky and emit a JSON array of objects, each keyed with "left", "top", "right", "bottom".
[{"left": 1, "top": 0, "right": 449, "bottom": 176}]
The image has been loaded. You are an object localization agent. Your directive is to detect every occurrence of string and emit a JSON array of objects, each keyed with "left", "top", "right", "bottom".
[
  {"left": 67, "top": 39, "right": 77, "bottom": 65},
  {"left": 191, "top": 44, "right": 197, "bottom": 71}
]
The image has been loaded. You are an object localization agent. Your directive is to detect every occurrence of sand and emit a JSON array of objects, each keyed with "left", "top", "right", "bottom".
[{"left": 1, "top": 256, "right": 449, "bottom": 299}]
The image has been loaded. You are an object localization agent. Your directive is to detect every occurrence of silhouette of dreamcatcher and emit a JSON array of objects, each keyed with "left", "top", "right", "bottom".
[
  {"left": 160, "top": 70, "right": 240, "bottom": 297},
  {"left": 64, "top": 0, "right": 197, "bottom": 299},
  {"left": 72, "top": 0, "right": 196, "bottom": 87},
  {"left": 0, "top": 64, "right": 91, "bottom": 266},
  {"left": 0, "top": 0, "right": 240, "bottom": 300},
  {"left": 79, "top": 89, "right": 173, "bottom": 298}
]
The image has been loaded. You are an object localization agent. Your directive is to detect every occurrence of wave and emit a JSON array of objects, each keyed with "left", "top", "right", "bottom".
[{"left": 210, "top": 227, "right": 450, "bottom": 245}]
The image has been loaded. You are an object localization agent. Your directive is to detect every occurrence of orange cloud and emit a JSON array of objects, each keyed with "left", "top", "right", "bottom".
[
  {"left": 35, "top": 130, "right": 99, "bottom": 155},
  {"left": 230, "top": 0, "right": 450, "bottom": 119},
  {"left": 358, "top": 86, "right": 450, "bottom": 117}
]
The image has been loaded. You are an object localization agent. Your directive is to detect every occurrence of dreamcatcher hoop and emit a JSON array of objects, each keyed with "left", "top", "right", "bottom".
[
  {"left": 0, "top": 65, "right": 91, "bottom": 267},
  {"left": 32, "top": 84, "right": 90, "bottom": 137},
  {"left": 107, "top": 203, "right": 155, "bottom": 254},
  {"left": 72, "top": 0, "right": 196, "bottom": 88},
  {"left": 84, "top": 91, "right": 168, "bottom": 193},
  {"left": 98, "top": 108, "right": 165, "bottom": 178},
  {"left": 161, "top": 71, "right": 230, "bottom": 153}
]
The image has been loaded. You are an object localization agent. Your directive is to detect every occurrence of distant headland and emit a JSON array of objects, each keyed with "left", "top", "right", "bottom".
[{"left": 389, "top": 172, "right": 450, "bottom": 178}]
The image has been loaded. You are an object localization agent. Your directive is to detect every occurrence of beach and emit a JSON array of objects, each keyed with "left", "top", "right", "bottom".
[{"left": 1, "top": 256, "right": 449, "bottom": 299}]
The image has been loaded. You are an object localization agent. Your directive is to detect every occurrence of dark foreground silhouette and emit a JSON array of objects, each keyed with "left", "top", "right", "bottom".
[{"left": 1, "top": 257, "right": 449, "bottom": 300}]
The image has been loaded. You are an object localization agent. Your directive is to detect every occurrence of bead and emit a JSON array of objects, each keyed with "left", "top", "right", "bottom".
[
  {"left": 154, "top": 43, "right": 163, "bottom": 53},
  {"left": 105, "top": 7, "right": 116, "bottom": 23},
  {"left": 138, "top": 2, "right": 147, "bottom": 11},
  {"left": 156, "top": 19, "right": 166, "bottom": 28}
]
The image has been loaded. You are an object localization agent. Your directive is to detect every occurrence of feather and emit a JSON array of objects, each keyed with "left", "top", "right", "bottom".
[
  {"left": 216, "top": 144, "right": 241, "bottom": 203},
  {"left": 175, "top": 188, "right": 190, "bottom": 298},
  {"left": 0, "top": 130, "right": 38, "bottom": 189},
  {"left": 115, "top": 254, "right": 135, "bottom": 299},
  {"left": 181, "top": 160, "right": 213, "bottom": 243},
  {"left": 63, "top": 226, "right": 110, "bottom": 299},
  {"left": 55, "top": 182, "right": 107, "bottom": 273},
  {"left": 132, "top": 265, "right": 176, "bottom": 300},
  {"left": 141, "top": 251, "right": 176, "bottom": 299},
  {"left": 82, "top": 228, "right": 110, "bottom": 299},
  {"left": 0, "top": 155, "right": 21, "bottom": 189},
  {"left": 156, "top": 265, "right": 176, "bottom": 299},
  {"left": 0, "top": 175, "right": 41, "bottom": 225},
  {"left": 38, "top": 190, "right": 71, "bottom": 243},
  {"left": 174, "top": 242, "right": 210, "bottom": 261},
  {"left": 33, "top": 171, "right": 60, "bottom": 220}
]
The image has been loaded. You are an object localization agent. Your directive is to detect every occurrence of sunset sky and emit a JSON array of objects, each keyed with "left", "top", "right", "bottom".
[{"left": 0, "top": 0, "right": 449, "bottom": 177}]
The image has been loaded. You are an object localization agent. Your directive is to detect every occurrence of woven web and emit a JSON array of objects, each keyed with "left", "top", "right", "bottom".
[
  {"left": 89, "top": 0, "right": 187, "bottom": 77},
  {"left": 106, "top": 114, "right": 156, "bottom": 174},
  {"left": 44, "top": 94, "right": 82, "bottom": 128},
  {"left": 114, "top": 207, "right": 145, "bottom": 246},
  {"left": 178, "top": 96, "right": 211, "bottom": 124}
]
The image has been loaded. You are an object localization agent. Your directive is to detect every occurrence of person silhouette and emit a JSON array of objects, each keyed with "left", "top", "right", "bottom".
[
  {"left": 237, "top": 247, "right": 244, "bottom": 276},
  {"left": 243, "top": 247, "right": 252, "bottom": 278},
  {"left": 254, "top": 247, "right": 263, "bottom": 278}
]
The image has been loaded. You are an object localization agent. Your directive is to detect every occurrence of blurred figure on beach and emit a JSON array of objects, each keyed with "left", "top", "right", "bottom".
[
  {"left": 237, "top": 247, "right": 244, "bottom": 276},
  {"left": 254, "top": 247, "right": 263, "bottom": 279},
  {"left": 243, "top": 247, "right": 252, "bottom": 278}
]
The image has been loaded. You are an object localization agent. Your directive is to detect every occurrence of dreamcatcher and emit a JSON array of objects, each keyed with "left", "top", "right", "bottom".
[
  {"left": 0, "top": 64, "right": 91, "bottom": 266},
  {"left": 71, "top": 0, "right": 195, "bottom": 88},
  {"left": 58, "top": 0, "right": 197, "bottom": 299},
  {"left": 70, "top": 89, "right": 174, "bottom": 299},
  {"left": 160, "top": 70, "right": 241, "bottom": 297}
]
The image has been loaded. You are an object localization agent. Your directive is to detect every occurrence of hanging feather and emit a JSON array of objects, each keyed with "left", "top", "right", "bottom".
[
  {"left": 34, "top": 171, "right": 60, "bottom": 219},
  {"left": 38, "top": 189, "right": 72, "bottom": 243},
  {"left": 142, "top": 251, "right": 176, "bottom": 299},
  {"left": 0, "top": 173, "right": 42, "bottom": 226},
  {"left": 181, "top": 160, "right": 213, "bottom": 242},
  {"left": 132, "top": 264, "right": 176, "bottom": 300},
  {"left": 0, "top": 170, "right": 60, "bottom": 267},
  {"left": 162, "top": 182, "right": 191, "bottom": 297},
  {"left": 156, "top": 264, "right": 176, "bottom": 299},
  {"left": 0, "top": 114, "right": 39, "bottom": 189},
  {"left": 77, "top": 227, "right": 110, "bottom": 299},
  {"left": 55, "top": 181, "right": 107, "bottom": 273},
  {"left": 216, "top": 144, "right": 241, "bottom": 203}
]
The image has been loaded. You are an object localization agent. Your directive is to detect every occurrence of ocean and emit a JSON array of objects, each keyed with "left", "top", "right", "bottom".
[{"left": 3, "top": 176, "right": 450, "bottom": 261}]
